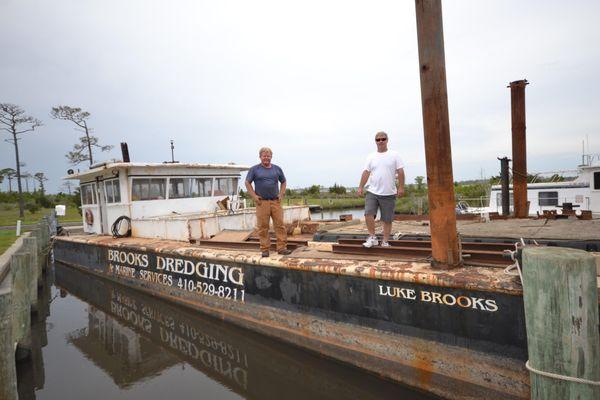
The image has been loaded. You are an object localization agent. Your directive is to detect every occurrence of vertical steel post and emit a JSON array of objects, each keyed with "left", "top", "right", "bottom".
[
  {"left": 509, "top": 80, "right": 529, "bottom": 218},
  {"left": 415, "top": 0, "right": 461, "bottom": 268},
  {"left": 498, "top": 157, "right": 511, "bottom": 216}
]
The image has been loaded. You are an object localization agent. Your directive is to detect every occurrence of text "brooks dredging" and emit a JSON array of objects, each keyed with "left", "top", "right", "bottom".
[{"left": 107, "top": 249, "right": 244, "bottom": 286}]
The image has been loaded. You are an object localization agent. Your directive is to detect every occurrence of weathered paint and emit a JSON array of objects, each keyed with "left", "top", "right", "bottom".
[{"left": 53, "top": 235, "right": 532, "bottom": 399}]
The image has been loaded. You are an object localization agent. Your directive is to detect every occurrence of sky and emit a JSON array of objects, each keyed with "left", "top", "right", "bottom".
[{"left": 1, "top": 0, "right": 599, "bottom": 193}]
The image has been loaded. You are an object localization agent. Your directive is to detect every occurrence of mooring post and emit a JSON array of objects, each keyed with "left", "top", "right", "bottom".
[
  {"left": 11, "top": 252, "right": 32, "bottom": 359},
  {"left": 509, "top": 79, "right": 529, "bottom": 218},
  {"left": 29, "top": 228, "right": 44, "bottom": 285},
  {"left": 23, "top": 237, "right": 39, "bottom": 311},
  {"left": 523, "top": 247, "right": 600, "bottom": 399},
  {"left": 33, "top": 225, "right": 43, "bottom": 257},
  {"left": 0, "top": 280, "right": 18, "bottom": 400},
  {"left": 415, "top": 0, "right": 461, "bottom": 268},
  {"left": 39, "top": 219, "right": 49, "bottom": 272}
]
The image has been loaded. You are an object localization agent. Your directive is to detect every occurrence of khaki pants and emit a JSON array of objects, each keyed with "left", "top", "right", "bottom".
[{"left": 256, "top": 199, "right": 287, "bottom": 252}]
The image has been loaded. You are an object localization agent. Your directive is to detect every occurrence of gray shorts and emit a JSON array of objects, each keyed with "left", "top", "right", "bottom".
[{"left": 365, "top": 192, "right": 396, "bottom": 223}]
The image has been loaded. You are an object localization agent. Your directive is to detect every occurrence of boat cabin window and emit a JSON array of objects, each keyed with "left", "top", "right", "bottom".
[
  {"left": 213, "top": 177, "right": 238, "bottom": 196},
  {"left": 538, "top": 191, "right": 559, "bottom": 206},
  {"left": 131, "top": 178, "right": 167, "bottom": 201},
  {"left": 169, "top": 177, "right": 213, "bottom": 198},
  {"left": 104, "top": 179, "right": 121, "bottom": 203},
  {"left": 81, "top": 183, "right": 96, "bottom": 205},
  {"left": 594, "top": 171, "right": 600, "bottom": 190}
]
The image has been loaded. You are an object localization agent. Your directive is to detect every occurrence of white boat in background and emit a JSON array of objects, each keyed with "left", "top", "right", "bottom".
[
  {"left": 487, "top": 154, "right": 600, "bottom": 216},
  {"left": 64, "top": 161, "right": 309, "bottom": 241}
]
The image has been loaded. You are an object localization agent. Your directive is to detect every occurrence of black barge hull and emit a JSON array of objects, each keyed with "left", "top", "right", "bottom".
[{"left": 54, "top": 236, "right": 530, "bottom": 399}]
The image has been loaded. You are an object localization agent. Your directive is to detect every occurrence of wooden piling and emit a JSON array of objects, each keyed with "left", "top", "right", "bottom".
[
  {"left": 11, "top": 253, "right": 31, "bottom": 354},
  {"left": 23, "top": 237, "right": 38, "bottom": 310},
  {"left": 29, "top": 229, "right": 43, "bottom": 286},
  {"left": 0, "top": 280, "right": 18, "bottom": 400},
  {"left": 415, "top": 0, "right": 461, "bottom": 268},
  {"left": 523, "top": 247, "right": 600, "bottom": 399}
]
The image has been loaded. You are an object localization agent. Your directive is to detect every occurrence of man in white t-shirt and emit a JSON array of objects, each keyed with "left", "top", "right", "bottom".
[{"left": 357, "top": 131, "right": 405, "bottom": 247}]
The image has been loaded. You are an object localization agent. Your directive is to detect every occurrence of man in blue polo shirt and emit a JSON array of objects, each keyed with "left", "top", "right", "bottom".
[{"left": 245, "top": 147, "right": 291, "bottom": 257}]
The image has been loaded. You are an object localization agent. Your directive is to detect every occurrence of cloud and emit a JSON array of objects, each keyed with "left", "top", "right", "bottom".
[{"left": 1, "top": 0, "right": 599, "bottom": 193}]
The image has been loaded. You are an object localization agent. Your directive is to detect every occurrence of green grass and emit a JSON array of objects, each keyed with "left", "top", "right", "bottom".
[
  {"left": 249, "top": 195, "right": 425, "bottom": 213},
  {"left": 286, "top": 197, "right": 365, "bottom": 210},
  {"left": 0, "top": 230, "right": 19, "bottom": 255},
  {"left": 0, "top": 204, "right": 81, "bottom": 226}
]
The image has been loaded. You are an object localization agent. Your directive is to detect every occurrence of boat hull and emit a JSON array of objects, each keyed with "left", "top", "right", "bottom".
[{"left": 54, "top": 236, "right": 530, "bottom": 399}]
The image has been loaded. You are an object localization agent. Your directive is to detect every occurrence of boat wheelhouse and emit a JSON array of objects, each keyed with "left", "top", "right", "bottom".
[
  {"left": 66, "top": 161, "right": 309, "bottom": 241},
  {"left": 487, "top": 156, "right": 600, "bottom": 216}
]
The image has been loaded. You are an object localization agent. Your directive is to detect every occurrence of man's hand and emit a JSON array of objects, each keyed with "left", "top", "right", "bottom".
[
  {"left": 277, "top": 193, "right": 285, "bottom": 201},
  {"left": 397, "top": 187, "right": 405, "bottom": 197},
  {"left": 252, "top": 195, "right": 262, "bottom": 204},
  {"left": 357, "top": 187, "right": 364, "bottom": 196}
]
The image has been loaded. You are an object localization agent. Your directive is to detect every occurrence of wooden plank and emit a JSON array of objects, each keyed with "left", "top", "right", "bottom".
[{"left": 208, "top": 230, "right": 253, "bottom": 242}]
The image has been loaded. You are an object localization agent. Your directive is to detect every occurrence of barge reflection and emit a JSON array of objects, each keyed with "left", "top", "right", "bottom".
[{"left": 52, "top": 262, "right": 439, "bottom": 400}]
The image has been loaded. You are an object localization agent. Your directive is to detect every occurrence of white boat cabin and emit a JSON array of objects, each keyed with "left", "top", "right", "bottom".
[
  {"left": 488, "top": 160, "right": 600, "bottom": 216},
  {"left": 65, "top": 161, "right": 310, "bottom": 241},
  {"left": 66, "top": 162, "right": 246, "bottom": 234}
]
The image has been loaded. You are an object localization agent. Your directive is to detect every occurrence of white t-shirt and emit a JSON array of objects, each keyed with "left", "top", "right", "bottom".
[{"left": 364, "top": 150, "right": 404, "bottom": 196}]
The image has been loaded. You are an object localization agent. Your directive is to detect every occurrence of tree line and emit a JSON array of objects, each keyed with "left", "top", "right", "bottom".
[{"left": 1, "top": 103, "right": 111, "bottom": 217}]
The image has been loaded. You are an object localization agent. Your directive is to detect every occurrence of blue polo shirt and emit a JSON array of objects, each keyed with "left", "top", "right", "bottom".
[{"left": 246, "top": 164, "right": 286, "bottom": 200}]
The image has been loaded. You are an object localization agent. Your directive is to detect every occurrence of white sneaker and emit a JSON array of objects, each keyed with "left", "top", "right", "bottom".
[
  {"left": 381, "top": 241, "right": 391, "bottom": 247},
  {"left": 362, "top": 236, "right": 379, "bottom": 248}
]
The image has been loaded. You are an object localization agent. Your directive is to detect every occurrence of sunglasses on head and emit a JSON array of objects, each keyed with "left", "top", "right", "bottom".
[{"left": 375, "top": 138, "right": 387, "bottom": 142}]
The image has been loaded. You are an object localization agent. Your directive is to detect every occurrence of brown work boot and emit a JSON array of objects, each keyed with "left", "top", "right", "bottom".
[
  {"left": 261, "top": 251, "right": 269, "bottom": 257},
  {"left": 277, "top": 248, "right": 292, "bottom": 255}
]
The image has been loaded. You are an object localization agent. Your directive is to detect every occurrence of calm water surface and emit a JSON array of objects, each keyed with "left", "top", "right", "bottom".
[
  {"left": 17, "top": 263, "right": 439, "bottom": 400},
  {"left": 310, "top": 208, "right": 368, "bottom": 221}
]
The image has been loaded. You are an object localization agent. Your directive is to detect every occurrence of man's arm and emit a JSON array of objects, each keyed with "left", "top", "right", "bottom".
[
  {"left": 278, "top": 181, "right": 287, "bottom": 201},
  {"left": 397, "top": 168, "right": 405, "bottom": 197},
  {"left": 357, "top": 170, "right": 370, "bottom": 196},
  {"left": 244, "top": 181, "right": 261, "bottom": 203}
]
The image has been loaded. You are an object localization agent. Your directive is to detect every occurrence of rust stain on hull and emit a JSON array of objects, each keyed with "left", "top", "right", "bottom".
[
  {"left": 56, "top": 235, "right": 524, "bottom": 296},
  {"left": 56, "top": 259, "right": 530, "bottom": 400}
]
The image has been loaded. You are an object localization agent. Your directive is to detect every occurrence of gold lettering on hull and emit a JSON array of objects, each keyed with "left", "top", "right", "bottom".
[{"left": 379, "top": 285, "right": 499, "bottom": 312}]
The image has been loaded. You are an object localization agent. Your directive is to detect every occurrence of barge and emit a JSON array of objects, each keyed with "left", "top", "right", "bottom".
[{"left": 51, "top": 158, "right": 600, "bottom": 399}]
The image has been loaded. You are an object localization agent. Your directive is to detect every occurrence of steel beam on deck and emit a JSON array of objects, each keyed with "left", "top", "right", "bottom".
[
  {"left": 337, "top": 239, "right": 515, "bottom": 253},
  {"left": 332, "top": 243, "right": 512, "bottom": 267},
  {"left": 246, "top": 237, "right": 309, "bottom": 246},
  {"left": 509, "top": 79, "right": 529, "bottom": 218},
  {"left": 197, "top": 240, "right": 301, "bottom": 251},
  {"left": 415, "top": 0, "right": 461, "bottom": 268}
]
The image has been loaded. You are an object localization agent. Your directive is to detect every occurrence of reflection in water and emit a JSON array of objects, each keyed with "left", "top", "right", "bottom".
[
  {"left": 16, "top": 258, "right": 52, "bottom": 400},
  {"left": 17, "top": 262, "right": 440, "bottom": 399},
  {"left": 66, "top": 308, "right": 177, "bottom": 389}
]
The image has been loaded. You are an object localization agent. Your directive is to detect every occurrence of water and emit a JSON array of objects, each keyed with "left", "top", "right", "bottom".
[
  {"left": 310, "top": 208, "right": 370, "bottom": 221},
  {"left": 17, "top": 263, "right": 439, "bottom": 400}
]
